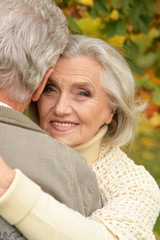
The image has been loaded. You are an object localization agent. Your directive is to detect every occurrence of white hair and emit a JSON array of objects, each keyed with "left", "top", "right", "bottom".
[
  {"left": 0, "top": 0, "right": 68, "bottom": 101},
  {"left": 61, "top": 34, "right": 146, "bottom": 146}
]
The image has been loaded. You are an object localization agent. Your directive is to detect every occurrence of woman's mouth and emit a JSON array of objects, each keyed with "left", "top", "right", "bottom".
[{"left": 50, "top": 121, "right": 78, "bottom": 131}]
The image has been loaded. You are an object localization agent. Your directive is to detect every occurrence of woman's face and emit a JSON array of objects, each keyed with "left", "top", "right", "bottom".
[{"left": 38, "top": 56, "right": 114, "bottom": 147}]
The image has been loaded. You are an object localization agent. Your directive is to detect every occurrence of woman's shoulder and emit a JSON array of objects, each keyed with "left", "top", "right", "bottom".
[
  {"left": 95, "top": 144, "right": 134, "bottom": 169},
  {"left": 98, "top": 143, "right": 145, "bottom": 171},
  {"left": 92, "top": 144, "right": 160, "bottom": 193}
]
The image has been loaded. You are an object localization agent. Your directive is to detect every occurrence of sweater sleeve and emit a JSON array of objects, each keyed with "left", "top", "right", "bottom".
[{"left": 0, "top": 170, "right": 117, "bottom": 240}]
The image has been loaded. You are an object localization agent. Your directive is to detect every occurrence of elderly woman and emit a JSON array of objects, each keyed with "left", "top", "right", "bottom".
[{"left": 0, "top": 35, "right": 160, "bottom": 240}]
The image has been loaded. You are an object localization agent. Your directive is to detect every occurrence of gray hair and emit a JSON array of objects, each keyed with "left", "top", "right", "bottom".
[
  {"left": 0, "top": 0, "right": 68, "bottom": 101},
  {"left": 61, "top": 34, "right": 146, "bottom": 146}
]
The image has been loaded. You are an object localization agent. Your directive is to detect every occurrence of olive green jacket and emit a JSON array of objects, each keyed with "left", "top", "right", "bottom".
[{"left": 0, "top": 106, "right": 102, "bottom": 239}]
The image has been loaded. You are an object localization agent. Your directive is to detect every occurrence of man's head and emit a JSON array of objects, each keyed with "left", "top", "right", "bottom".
[{"left": 0, "top": 0, "right": 68, "bottom": 105}]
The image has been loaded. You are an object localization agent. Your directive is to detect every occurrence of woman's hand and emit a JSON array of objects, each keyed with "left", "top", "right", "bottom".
[{"left": 0, "top": 156, "right": 15, "bottom": 196}]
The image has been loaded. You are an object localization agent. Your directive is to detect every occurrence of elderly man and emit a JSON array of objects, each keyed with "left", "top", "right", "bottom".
[{"left": 0, "top": 0, "right": 102, "bottom": 239}]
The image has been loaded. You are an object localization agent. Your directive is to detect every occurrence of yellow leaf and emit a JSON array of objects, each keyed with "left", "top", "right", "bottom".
[
  {"left": 108, "top": 35, "right": 126, "bottom": 47},
  {"left": 76, "top": 13, "right": 106, "bottom": 39},
  {"left": 77, "top": 0, "right": 93, "bottom": 7},
  {"left": 110, "top": 9, "right": 119, "bottom": 21},
  {"left": 130, "top": 27, "right": 160, "bottom": 53},
  {"left": 149, "top": 112, "right": 160, "bottom": 128}
]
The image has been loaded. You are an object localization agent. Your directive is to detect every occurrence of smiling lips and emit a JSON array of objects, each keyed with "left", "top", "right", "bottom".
[{"left": 50, "top": 121, "right": 78, "bottom": 132}]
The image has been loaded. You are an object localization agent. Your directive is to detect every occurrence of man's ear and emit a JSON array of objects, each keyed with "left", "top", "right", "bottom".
[{"left": 32, "top": 68, "right": 54, "bottom": 102}]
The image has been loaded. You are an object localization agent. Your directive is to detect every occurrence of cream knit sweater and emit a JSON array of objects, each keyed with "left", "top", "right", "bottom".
[
  {"left": 75, "top": 126, "right": 160, "bottom": 239},
  {"left": 0, "top": 126, "right": 160, "bottom": 240}
]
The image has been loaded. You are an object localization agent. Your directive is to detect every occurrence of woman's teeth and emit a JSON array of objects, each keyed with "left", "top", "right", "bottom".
[{"left": 52, "top": 121, "right": 76, "bottom": 126}]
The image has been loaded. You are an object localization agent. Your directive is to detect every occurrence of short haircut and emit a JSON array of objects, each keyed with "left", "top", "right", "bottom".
[{"left": 0, "top": 0, "right": 68, "bottom": 101}]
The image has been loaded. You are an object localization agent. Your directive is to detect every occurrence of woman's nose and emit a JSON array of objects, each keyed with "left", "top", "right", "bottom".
[{"left": 54, "top": 94, "right": 72, "bottom": 116}]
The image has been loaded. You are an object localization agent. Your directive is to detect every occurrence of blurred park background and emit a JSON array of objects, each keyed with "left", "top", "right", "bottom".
[{"left": 55, "top": 0, "right": 160, "bottom": 237}]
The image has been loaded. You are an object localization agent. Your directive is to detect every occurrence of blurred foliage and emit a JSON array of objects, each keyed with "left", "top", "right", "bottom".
[
  {"left": 125, "top": 115, "right": 160, "bottom": 236},
  {"left": 54, "top": 0, "right": 160, "bottom": 236}
]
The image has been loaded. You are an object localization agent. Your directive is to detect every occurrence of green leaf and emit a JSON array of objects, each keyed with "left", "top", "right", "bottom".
[
  {"left": 102, "top": 20, "right": 127, "bottom": 38},
  {"left": 111, "top": 0, "right": 122, "bottom": 8},
  {"left": 67, "top": 16, "right": 82, "bottom": 34},
  {"left": 116, "top": 21, "right": 127, "bottom": 35},
  {"left": 123, "top": 39, "right": 142, "bottom": 74},
  {"left": 102, "top": 22, "right": 116, "bottom": 38},
  {"left": 91, "top": 6, "right": 98, "bottom": 18},
  {"left": 129, "top": 1, "right": 153, "bottom": 33},
  {"left": 130, "top": 2, "right": 145, "bottom": 23},
  {"left": 133, "top": 17, "right": 150, "bottom": 33},
  {"left": 127, "top": 57, "right": 143, "bottom": 75},
  {"left": 124, "top": 39, "right": 139, "bottom": 54},
  {"left": 136, "top": 52, "right": 159, "bottom": 69},
  {"left": 122, "top": 0, "right": 134, "bottom": 13},
  {"left": 92, "top": 0, "right": 109, "bottom": 16}
]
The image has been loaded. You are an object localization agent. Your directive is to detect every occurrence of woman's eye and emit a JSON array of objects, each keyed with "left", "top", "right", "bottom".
[
  {"left": 43, "top": 84, "right": 55, "bottom": 93},
  {"left": 79, "top": 91, "right": 91, "bottom": 97}
]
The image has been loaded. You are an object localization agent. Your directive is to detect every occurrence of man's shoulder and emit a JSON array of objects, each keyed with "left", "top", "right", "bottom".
[{"left": 0, "top": 106, "right": 45, "bottom": 134}]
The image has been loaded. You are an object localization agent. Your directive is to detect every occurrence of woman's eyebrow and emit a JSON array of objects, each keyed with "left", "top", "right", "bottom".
[
  {"left": 72, "top": 81, "right": 94, "bottom": 90},
  {"left": 47, "top": 78, "right": 95, "bottom": 91},
  {"left": 47, "top": 77, "right": 57, "bottom": 85}
]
